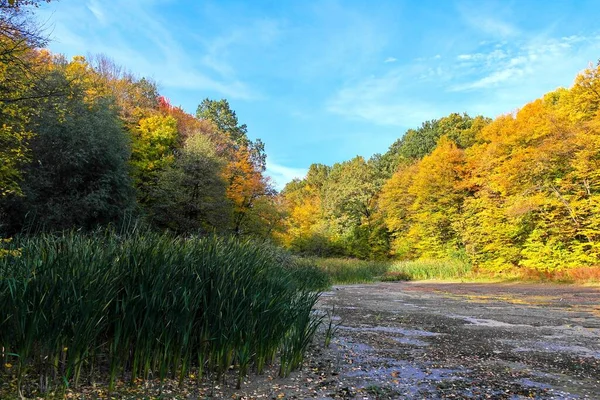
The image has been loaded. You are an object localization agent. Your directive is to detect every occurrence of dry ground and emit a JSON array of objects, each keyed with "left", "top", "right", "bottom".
[{"left": 218, "top": 281, "right": 600, "bottom": 399}]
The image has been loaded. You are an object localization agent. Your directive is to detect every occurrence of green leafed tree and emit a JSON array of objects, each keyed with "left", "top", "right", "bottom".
[
  {"left": 0, "top": 64, "right": 135, "bottom": 233},
  {"left": 150, "top": 132, "right": 231, "bottom": 234},
  {"left": 322, "top": 156, "right": 387, "bottom": 258},
  {"left": 196, "top": 98, "right": 249, "bottom": 146}
]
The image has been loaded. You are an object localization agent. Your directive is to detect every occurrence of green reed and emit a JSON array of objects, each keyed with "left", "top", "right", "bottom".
[
  {"left": 384, "top": 258, "right": 472, "bottom": 281},
  {"left": 0, "top": 231, "right": 325, "bottom": 397},
  {"left": 309, "top": 257, "right": 390, "bottom": 284}
]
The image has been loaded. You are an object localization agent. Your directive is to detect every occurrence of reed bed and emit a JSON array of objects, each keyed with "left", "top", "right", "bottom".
[
  {"left": 384, "top": 259, "right": 472, "bottom": 281},
  {"left": 0, "top": 232, "right": 327, "bottom": 397},
  {"left": 309, "top": 257, "right": 473, "bottom": 284},
  {"left": 309, "top": 257, "right": 390, "bottom": 284}
]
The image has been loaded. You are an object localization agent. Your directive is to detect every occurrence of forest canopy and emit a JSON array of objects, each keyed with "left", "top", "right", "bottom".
[
  {"left": 0, "top": 2, "right": 278, "bottom": 237},
  {"left": 278, "top": 73, "right": 600, "bottom": 274},
  {"left": 1, "top": 2, "right": 599, "bottom": 276}
]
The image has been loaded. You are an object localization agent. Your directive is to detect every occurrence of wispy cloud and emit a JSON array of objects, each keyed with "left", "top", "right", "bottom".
[
  {"left": 327, "top": 32, "right": 600, "bottom": 128},
  {"left": 288, "top": 1, "right": 390, "bottom": 80},
  {"left": 86, "top": 0, "right": 106, "bottom": 24},
  {"left": 457, "top": 2, "right": 519, "bottom": 39},
  {"left": 40, "top": 1, "right": 260, "bottom": 100},
  {"left": 451, "top": 35, "right": 599, "bottom": 93},
  {"left": 456, "top": 67, "right": 524, "bottom": 90},
  {"left": 465, "top": 16, "right": 518, "bottom": 38},
  {"left": 326, "top": 68, "right": 438, "bottom": 127},
  {"left": 451, "top": 54, "right": 529, "bottom": 91},
  {"left": 266, "top": 161, "right": 307, "bottom": 190},
  {"left": 384, "top": 57, "right": 397, "bottom": 63},
  {"left": 197, "top": 18, "right": 282, "bottom": 80}
]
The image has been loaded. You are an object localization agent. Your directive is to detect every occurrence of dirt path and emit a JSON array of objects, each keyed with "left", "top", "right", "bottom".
[
  {"left": 311, "top": 282, "right": 600, "bottom": 399},
  {"left": 207, "top": 281, "right": 600, "bottom": 399}
]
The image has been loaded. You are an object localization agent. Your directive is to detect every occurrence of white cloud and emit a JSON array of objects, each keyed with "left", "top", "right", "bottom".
[
  {"left": 456, "top": 49, "right": 507, "bottom": 65},
  {"left": 384, "top": 57, "right": 397, "bottom": 63},
  {"left": 471, "top": 17, "right": 518, "bottom": 38},
  {"left": 266, "top": 161, "right": 308, "bottom": 190},
  {"left": 453, "top": 67, "right": 524, "bottom": 91},
  {"left": 86, "top": 1, "right": 106, "bottom": 24},
  {"left": 160, "top": 70, "right": 256, "bottom": 100},
  {"left": 326, "top": 68, "right": 443, "bottom": 127},
  {"left": 327, "top": 32, "right": 600, "bottom": 128},
  {"left": 40, "top": 1, "right": 261, "bottom": 100},
  {"left": 458, "top": 3, "right": 519, "bottom": 39},
  {"left": 451, "top": 35, "right": 600, "bottom": 93},
  {"left": 197, "top": 18, "right": 282, "bottom": 80}
]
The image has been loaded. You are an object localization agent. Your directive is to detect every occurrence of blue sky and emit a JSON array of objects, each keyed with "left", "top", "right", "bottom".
[{"left": 38, "top": 0, "right": 600, "bottom": 189}]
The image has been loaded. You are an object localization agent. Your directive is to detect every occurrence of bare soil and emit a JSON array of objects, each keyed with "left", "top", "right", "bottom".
[{"left": 218, "top": 281, "right": 600, "bottom": 399}]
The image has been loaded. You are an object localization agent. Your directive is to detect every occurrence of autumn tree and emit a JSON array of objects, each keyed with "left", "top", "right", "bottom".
[
  {"left": 378, "top": 162, "right": 418, "bottom": 258},
  {"left": 157, "top": 95, "right": 211, "bottom": 143},
  {"left": 225, "top": 145, "right": 273, "bottom": 235},
  {"left": 406, "top": 137, "right": 467, "bottom": 258},
  {"left": 279, "top": 158, "right": 388, "bottom": 259},
  {"left": 128, "top": 114, "right": 178, "bottom": 207},
  {"left": 382, "top": 113, "right": 489, "bottom": 174},
  {"left": 458, "top": 67, "right": 600, "bottom": 273},
  {"left": 196, "top": 98, "right": 273, "bottom": 237},
  {"left": 0, "top": 1, "right": 62, "bottom": 197},
  {"left": 88, "top": 54, "right": 159, "bottom": 125},
  {"left": 278, "top": 166, "right": 341, "bottom": 256}
]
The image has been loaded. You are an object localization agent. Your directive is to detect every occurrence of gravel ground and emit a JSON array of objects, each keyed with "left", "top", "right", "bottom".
[{"left": 314, "top": 282, "right": 600, "bottom": 399}]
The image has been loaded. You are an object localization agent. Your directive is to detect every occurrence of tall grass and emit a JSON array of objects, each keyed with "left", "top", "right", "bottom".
[
  {"left": 310, "top": 256, "right": 597, "bottom": 285},
  {"left": 309, "top": 257, "right": 389, "bottom": 284},
  {"left": 384, "top": 259, "right": 472, "bottom": 281},
  {"left": 0, "top": 231, "right": 326, "bottom": 397},
  {"left": 310, "top": 257, "right": 472, "bottom": 284}
]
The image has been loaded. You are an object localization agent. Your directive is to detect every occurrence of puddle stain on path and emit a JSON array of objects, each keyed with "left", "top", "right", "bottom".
[{"left": 318, "top": 282, "right": 600, "bottom": 399}]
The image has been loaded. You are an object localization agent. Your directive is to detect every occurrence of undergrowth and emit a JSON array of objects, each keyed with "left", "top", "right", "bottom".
[{"left": 309, "top": 257, "right": 598, "bottom": 285}]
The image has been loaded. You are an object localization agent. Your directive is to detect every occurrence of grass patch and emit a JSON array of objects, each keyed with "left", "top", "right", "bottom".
[
  {"left": 385, "top": 259, "right": 473, "bottom": 281},
  {"left": 308, "top": 257, "right": 390, "bottom": 284},
  {"left": 310, "top": 257, "right": 473, "bottom": 284}
]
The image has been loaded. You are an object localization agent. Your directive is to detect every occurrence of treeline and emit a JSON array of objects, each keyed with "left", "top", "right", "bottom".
[
  {"left": 0, "top": 3, "right": 278, "bottom": 238},
  {"left": 2, "top": 4, "right": 599, "bottom": 276},
  {"left": 279, "top": 65, "right": 600, "bottom": 274}
]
